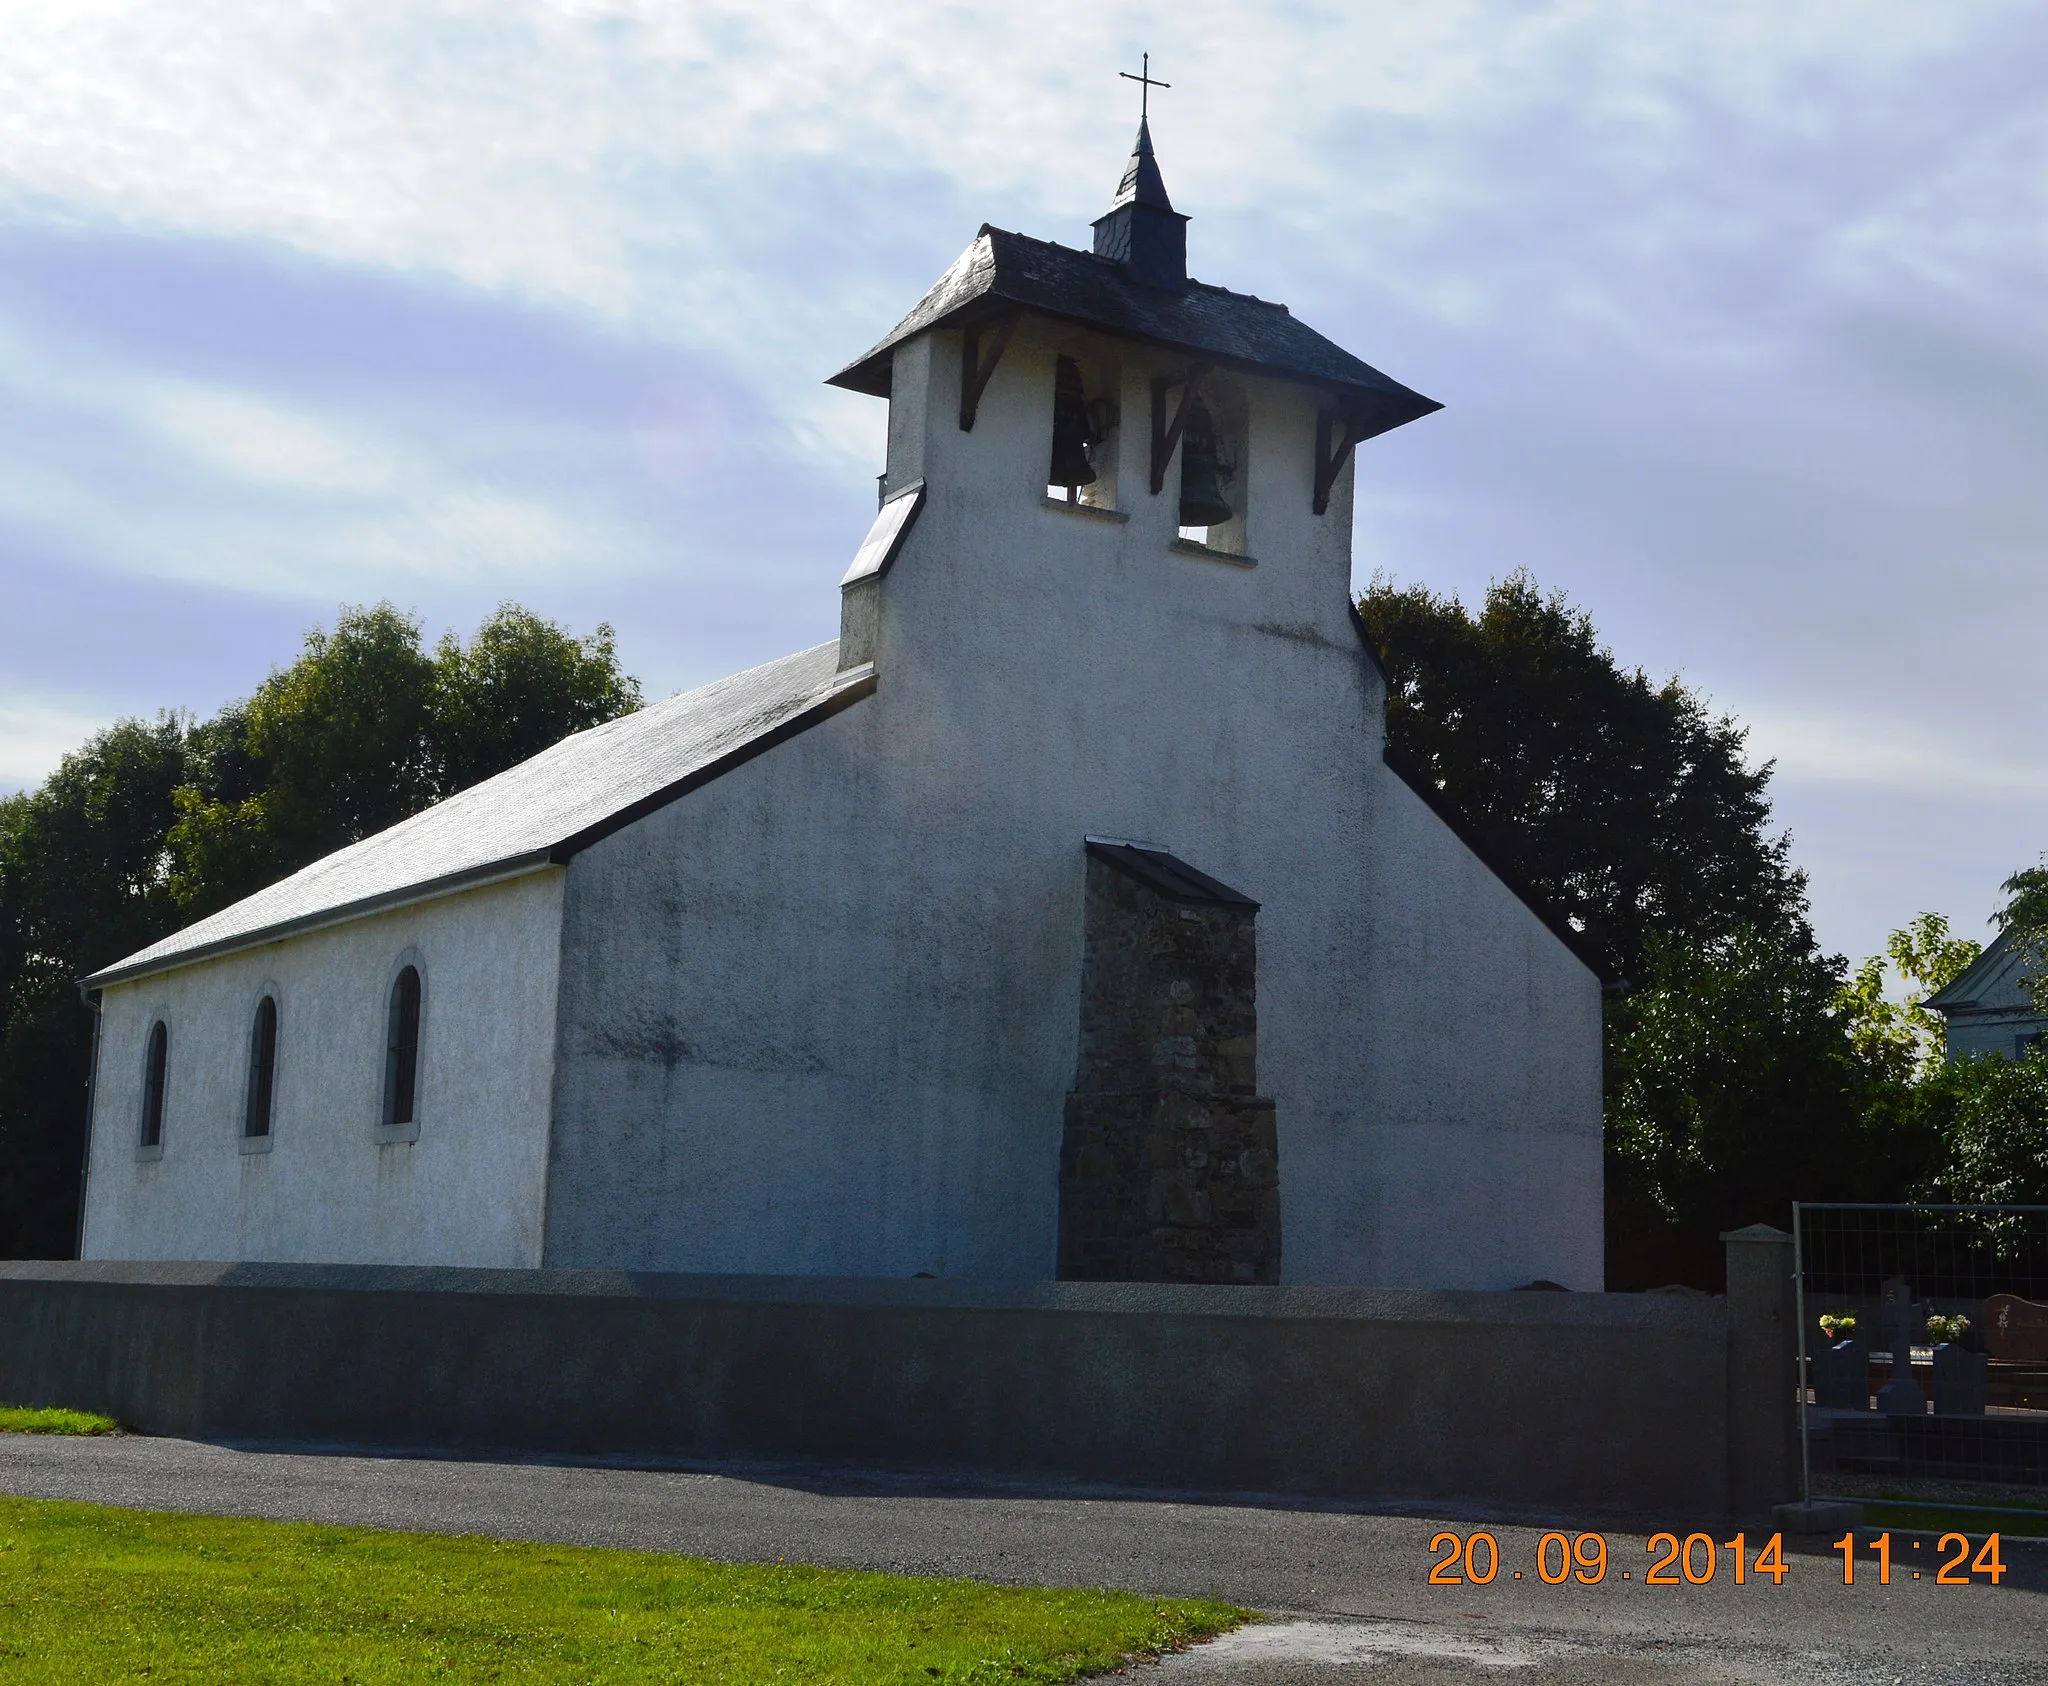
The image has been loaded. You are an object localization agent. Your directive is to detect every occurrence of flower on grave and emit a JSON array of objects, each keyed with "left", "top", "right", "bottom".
[
  {"left": 1926, "top": 1313, "right": 1972, "bottom": 1344},
  {"left": 1819, "top": 1313, "right": 1857, "bottom": 1340}
]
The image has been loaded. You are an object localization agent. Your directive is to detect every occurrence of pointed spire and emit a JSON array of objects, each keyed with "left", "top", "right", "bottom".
[
  {"left": 1111, "top": 116, "right": 1175, "bottom": 212},
  {"left": 1091, "top": 118, "right": 1190, "bottom": 291}
]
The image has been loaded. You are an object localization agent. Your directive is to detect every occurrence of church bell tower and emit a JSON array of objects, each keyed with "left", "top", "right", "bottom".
[{"left": 825, "top": 108, "right": 1441, "bottom": 678}]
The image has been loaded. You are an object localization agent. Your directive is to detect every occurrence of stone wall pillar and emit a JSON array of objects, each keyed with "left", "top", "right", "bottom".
[
  {"left": 1723, "top": 1223, "right": 1799, "bottom": 1512},
  {"left": 1057, "top": 843, "right": 1281, "bottom": 1283}
]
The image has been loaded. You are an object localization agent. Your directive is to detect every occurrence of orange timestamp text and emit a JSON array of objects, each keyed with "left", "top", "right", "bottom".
[{"left": 1427, "top": 1529, "right": 2007, "bottom": 1587}]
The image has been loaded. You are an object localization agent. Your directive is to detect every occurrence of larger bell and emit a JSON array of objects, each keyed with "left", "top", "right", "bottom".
[
  {"left": 1048, "top": 356, "right": 1099, "bottom": 493},
  {"left": 1178, "top": 401, "right": 1233, "bottom": 528}
]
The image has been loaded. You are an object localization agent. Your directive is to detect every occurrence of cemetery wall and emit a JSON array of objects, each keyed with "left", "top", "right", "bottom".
[{"left": 0, "top": 1259, "right": 1785, "bottom": 1512}]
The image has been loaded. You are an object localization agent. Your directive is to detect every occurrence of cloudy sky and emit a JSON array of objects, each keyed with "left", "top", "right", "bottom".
[{"left": 2, "top": 1, "right": 2042, "bottom": 965}]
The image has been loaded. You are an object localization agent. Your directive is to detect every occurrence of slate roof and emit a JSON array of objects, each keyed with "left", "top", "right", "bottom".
[
  {"left": 87, "top": 644, "right": 874, "bottom": 989},
  {"left": 827, "top": 226, "right": 1441, "bottom": 443},
  {"left": 1108, "top": 115, "right": 1176, "bottom": 214}
]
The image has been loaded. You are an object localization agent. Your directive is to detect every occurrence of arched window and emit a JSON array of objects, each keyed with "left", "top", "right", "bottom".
[
  {"left": 384, "top": 965, "right": 422, "bottom": 1127},
  {"left": 244, "top": 996, "right": 279, "bottom": 1139},
  {"left": 140, "top": 1020, "right": 168, "bottom": 1149}
]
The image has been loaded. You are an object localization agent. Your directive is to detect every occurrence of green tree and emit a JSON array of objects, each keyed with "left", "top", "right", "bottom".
[
  {"left": 1353, "top": 572, "right": 1963, "bottom": 1287},
  {"left": 1897, "top": 864, "right": 2048, "bottom": 1206},
  {"left": 1831, "top": 880, "right": 2048, "bottom": 1213},
  {"left": 1836, "top": 913, "right": 1982, "bottom": 1082},
  {"left": 1922, "top": 1043, "right": 2048, "bottom": 1206},
  {"left": 167, "top": 602, "right": 640, "bottom": 918},
  {"left": 168, "top": 605, "right": 437, "bottom": 915},
  {"left": 1604, "top": 924, "right": 1931, "bottom": 1288},
  {"left": 0, "top": 718, "right": 189, "bottom": 1256},
  {"left": 1357, "top": 571, "right": 1807, "bottom": 986},
  {"left": 430, "top": 605, "right": 641, "bottom": 794},
  {"left": 1997, "top": 856, "right": 2048, "bottom": 1009}
]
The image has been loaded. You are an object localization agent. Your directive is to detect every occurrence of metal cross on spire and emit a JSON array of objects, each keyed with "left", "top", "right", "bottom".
[{"left": 1119, "top": 53, "right": 1170, "bottom": 120}]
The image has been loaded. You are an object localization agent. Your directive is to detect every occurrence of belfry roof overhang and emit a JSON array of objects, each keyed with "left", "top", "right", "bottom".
[{"left": 826, "top": 225, "right": 1441, "bottom": 441}]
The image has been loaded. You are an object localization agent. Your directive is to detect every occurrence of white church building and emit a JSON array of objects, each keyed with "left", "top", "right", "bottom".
[{"left": 80, "top": 124, "right": 1606, "bottom": 1290}]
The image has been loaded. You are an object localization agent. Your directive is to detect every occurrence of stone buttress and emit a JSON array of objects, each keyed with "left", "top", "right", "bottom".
[{"left": 1057, "top": 841, "right": 1281, "bottom": 1283}]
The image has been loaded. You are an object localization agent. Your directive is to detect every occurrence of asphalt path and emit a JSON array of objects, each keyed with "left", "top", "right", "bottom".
[{"left": 3, "top": 1433, "right": 2044, "bottom": 1683}]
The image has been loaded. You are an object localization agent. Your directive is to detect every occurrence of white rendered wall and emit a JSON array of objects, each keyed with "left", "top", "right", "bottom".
[
  {"left": 81, "top": 872, "right": 564, "bottom": 1267},
  {"left": 543, "top": 318, "right": 1603, "bottom": 1289}
]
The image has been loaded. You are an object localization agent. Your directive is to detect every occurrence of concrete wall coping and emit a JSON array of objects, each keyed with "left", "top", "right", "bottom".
[{"left": 0, "top": 1261, "right": 1723, "bottom": 1332}]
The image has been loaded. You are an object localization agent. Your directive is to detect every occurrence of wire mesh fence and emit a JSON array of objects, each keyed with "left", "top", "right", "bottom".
[{"left": 1795, "top": 1202, "right": 2048, "bottom": 1529}]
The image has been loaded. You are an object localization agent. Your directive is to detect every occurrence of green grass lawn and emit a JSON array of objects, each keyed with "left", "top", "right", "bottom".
[
  {"left": 1860, "top": 1500, "right": 2048, "bottom": 1539},
  {"left": 0, "top": 1496, "right": 1246, "bottom": 1683},
  {"left": 0, "top": 1405, "right": 121, "bottom": 1436}
]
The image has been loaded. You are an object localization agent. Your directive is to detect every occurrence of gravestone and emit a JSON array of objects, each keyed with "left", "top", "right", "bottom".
[
  {"left": 1931, "top": 1342, "right": 1989, "bottom": 1416},
  {"left": 1875, "top": 1276, "right": 1926, "bottom": 1418},
  {"left": 1056, "top": 841, "right": 1281, "bottom": 1284},
  {"left": 1985, "top": 1293, "right": 2048, "bottom": 1361},
  {"left": 1812, "top": 1338, "right": 1868, "bottom": 1410}
]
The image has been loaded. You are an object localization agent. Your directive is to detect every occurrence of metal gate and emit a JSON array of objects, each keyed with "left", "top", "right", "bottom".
[{"left": 1795, "top": 1202, "right": 2048, "bottom": 1532}]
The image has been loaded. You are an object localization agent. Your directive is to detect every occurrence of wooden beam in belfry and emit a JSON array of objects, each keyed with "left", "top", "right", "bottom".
[
  {"left": 1149, "top": 363, "right": 1212, "bottom": 495},
  {"left": 958, "top": 310, "right": 1021, "bottom": 432},
  {"left": 1313, "top": 405, "right": 1366, "bottom": 515}
]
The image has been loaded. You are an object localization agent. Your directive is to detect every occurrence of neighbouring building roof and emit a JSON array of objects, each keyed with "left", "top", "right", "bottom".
[
  {"left": 1926, "top": 930, "right": 2042, "bottom": 1020},
  {"left": 86, "top": 644, "right": 874, "bottom": 990},
  {"left": 826, "top": 224, "right": 1441, "bottom": 444}
]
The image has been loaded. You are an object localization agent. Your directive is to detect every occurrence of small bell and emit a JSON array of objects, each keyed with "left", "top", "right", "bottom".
[
  {"left": 1048, "top": 356, "right": 1100, "bottom": 495},
  {"left": 1178, "top": 401, "right": 1233, "bottom": 528}
]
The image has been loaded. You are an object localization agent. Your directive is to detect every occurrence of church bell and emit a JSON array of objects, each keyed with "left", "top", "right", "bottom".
[
  {"left": 1048, "top": 356, "right": 1099, "bottom": 494},
  {"left": 1178, "top": 401, "right": 1234, "bottom": 529}
]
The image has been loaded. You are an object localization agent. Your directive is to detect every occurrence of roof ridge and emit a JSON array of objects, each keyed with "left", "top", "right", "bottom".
[
  {"left": 988, "top": 226, "right": 1288, "bottom": 312},
  {"left": 1925, "top": 928, "right": 2023, "bottom": 1011}
]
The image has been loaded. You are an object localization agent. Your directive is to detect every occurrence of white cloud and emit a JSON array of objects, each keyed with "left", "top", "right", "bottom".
[
  {"left": 133, "top": 381, "right": 401, "bottom": 495},
  {"left": 1740, "top": 705, "right": 2047, "bottom": 801},
  {"left": 0, "top": 313, "right": 664, "bottom": 597},
  {"left": 1, "top": 0, "right": 2044, "bottom": 956},
  {"left": 0, "top": 693, "right": 123, "bottom": 792},
  {"left": 0, "top": 439, "right": 650, "bottom": 600},
  {"left": 0, "top": 1, "right": 2033, "bottom": 359}
]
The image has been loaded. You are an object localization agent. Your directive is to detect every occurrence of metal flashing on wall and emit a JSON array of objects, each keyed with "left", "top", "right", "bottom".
[
  {"left": 841, "top": 480, "right": 926, "bottom": 586},
  {"left": 1083, "top": 838, "right": 1257, "bottom": 908}
]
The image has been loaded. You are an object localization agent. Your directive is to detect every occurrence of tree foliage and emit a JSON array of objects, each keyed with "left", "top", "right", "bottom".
[
  {"left": 1354, "top": 571, "right": 1973, "bottom": 1288},
  {"left": 1834, "top": 912, "right": 1982, "bottom": 1083},
  {"left": 167, "top": 604, "right": 640, "bottom": 919},
  {"left": 0, "top": 603, "right": 638, "bottom": 1257},
  {"left": 1603, "top": 924, "right": 1934, "bottom": 1287},
  {"left": 1356, "top": 570, "right": 1808, "bottom": 988},
  {"left": 1998, "top": 856, "right": 2048, "bottom": 1010},
  {"left": 1922, "top": 1044, "right": 2048, "bottom": 1206},
  {"left": 430, "top": 607, "right": 638, "bottom": 795},
  {"left": 0, "top": 720, "right": 188, "bottom": 1258}
]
